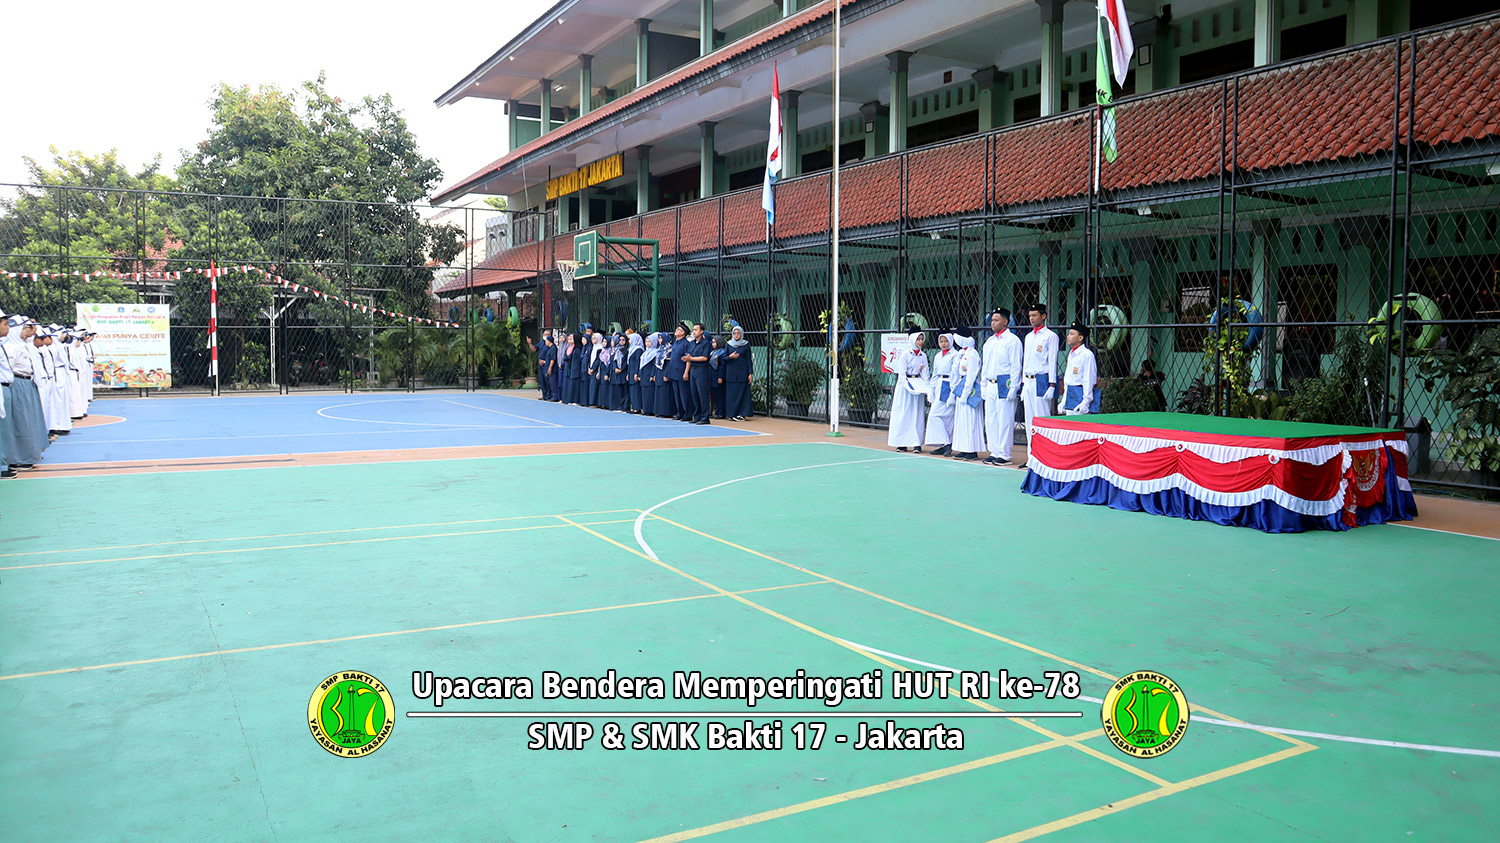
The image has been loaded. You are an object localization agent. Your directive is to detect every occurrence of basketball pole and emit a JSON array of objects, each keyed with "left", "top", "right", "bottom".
[{"left": 827, "top": 0, "right": 843, "bottom": 437}]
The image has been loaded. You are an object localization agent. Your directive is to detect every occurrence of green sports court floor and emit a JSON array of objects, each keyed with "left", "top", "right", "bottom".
[{"left": 2, "top": 442, "right": 1497, "bottom": 841}]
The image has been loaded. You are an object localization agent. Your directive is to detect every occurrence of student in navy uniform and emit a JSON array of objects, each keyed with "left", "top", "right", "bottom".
[
  {"left": 611, "top": 333, "right": 630, "bottom": 410},
  {"left": 708, "top": 335, "right": 728, "bottom": 419},
  {"left": 626, "top": 332, "right": 644, "bottom": 413},
  {"left": 654, "top": 331, "right": 676, "bottom": 418},
  {"left": 665, "top": 323, "right": 691, "bottom": 421},
  {"left": 685, "top": 322, "right": 713, "bottom": 425},
  {"left": 722, "top": 325, "right": 753, "bottom": 421},
  {"left": 564, "top": 332, "right": 584, "bottom": 404},
  {"left": 639, "top": 333, "right": 660, "bottom": 415},
  {"left": 537, "top": 330, "right": 554, "bottom": 400}
]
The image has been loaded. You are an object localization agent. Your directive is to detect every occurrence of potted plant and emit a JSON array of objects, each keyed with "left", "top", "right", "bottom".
[
  {"left": 839, "top": 349, "right": 883, "bottom": 424},
  {"left": 778, "top": 355, "right": 822, "bottom": 417}
]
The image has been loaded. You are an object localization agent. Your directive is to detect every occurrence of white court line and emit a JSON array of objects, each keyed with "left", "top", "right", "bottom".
[
  {"left": 1391, "top": 523, "right": 1500, "bottom": 542},
  {"left": 841, "top": 641, "right": 1500, "bottom": 759},
  {"left": 316, "top": 398, "right": 497, "bottom": 427},
  {"left": 441, "top": 398, "right": 562, "bottom": 427},
  {"left": 631, "top": 454, "right": 911, "bottom": 561},
  {"left": 62, "top": 422, "right": 759, "bottom": 447}
]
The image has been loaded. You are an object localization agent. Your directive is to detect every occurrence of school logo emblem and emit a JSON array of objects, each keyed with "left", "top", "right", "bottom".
[
  {"left": 308, "top": 671, "right": 396, "bottom": 757},
  {"left": 1101, "top": 670, "right": 1189, "bottom": 758}
]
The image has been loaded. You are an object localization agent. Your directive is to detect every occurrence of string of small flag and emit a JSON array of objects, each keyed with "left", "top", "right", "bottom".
[{"left": 2, "top": 265, "right": 460, "bottom": 327}]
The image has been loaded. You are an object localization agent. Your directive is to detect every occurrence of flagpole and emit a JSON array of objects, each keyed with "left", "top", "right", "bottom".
[{"left": 827, "top": 0, "right": 843, "bottom": 437}]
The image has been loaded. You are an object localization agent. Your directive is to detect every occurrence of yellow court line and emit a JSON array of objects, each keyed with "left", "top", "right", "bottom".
[
  {"left": 0, "top": 509, "right": 641, "bottom": 559},
  {"left": 0, "top": 518, "right": 642, "bottom": 571},
  {"left": 560, "top": 516, "right": 1170, "bottom": 788},
  {"left": 649, "top": 513, "right": 1313, "bottom": 751},
  {"left": 986, "top": 743, "right": 1317, "bottom": 843},
  {"left": 636, "top": 728, "right": 1106, "bottom": 843},
  {"left": 0, "top": 580, "right": 831, "bottom": 682}
]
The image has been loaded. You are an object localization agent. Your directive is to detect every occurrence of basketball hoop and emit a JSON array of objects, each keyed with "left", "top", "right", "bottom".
[{"left": 557, "top": 260, "right": 579, "bottom": 291}]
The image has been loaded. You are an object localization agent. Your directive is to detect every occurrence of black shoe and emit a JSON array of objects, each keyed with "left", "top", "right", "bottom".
[
  {"left": 897, "top": 447, "right": 908, "bottom": 452},
  {"left": 992, "top": 457, "right": 1013, "bottom": 466},
  {"left": 913, "top": 447, "right": 923, "bottom": 454},
  {"left": 1, "top": 470, "right": 16, "bottom": 478}
]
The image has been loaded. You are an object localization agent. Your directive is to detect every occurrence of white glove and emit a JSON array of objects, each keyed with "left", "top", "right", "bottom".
[{"left": 1043, "top": 387, "right": 1055, "bottom": 402}]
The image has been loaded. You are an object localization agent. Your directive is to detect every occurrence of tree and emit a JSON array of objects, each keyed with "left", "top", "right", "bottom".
[
  {"left": 0, "top": 149, "right": 173, "bottom": 322},
  {"left": 174, "top": 74, "right": 463, "bottom": 324}
]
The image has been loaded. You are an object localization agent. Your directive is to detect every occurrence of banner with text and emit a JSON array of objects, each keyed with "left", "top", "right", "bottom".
[{"left": 75, "top": 302, "right": 173, "bottom": 388}]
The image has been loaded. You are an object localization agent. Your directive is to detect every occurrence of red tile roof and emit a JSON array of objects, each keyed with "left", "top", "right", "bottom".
[
  {"left": 438, "top": 18, "right": 1500, "bottom": 297},
  {"left": 434, "top": 1, "right": 857, "bottom": 204}
]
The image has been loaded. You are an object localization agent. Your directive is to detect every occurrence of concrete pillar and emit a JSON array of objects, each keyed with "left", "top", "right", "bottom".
[
  {"left": 1254, "top": 0, "right": 1281, "bottom": 67},
  {"left": 1251, "top": 220, "right": 1280, "bottom": 388},
  {"left": 636, "top": 19, "right": 651, "bottom": 88},
  {"left": 1037, "top": 0, "right": 1066, "bottom": 117},
  {"left": 1349, "top": 0, "right": 1407, "bottom": 44},
  {"left": 539, "top": 79, "right": 552, "bottom": 135},
  {"left": 888, "top": 51, "right": 912, "bottom": 153},
  {"left": 1130, "top": 18, "right": 1165, "bottom": 94},
  {"left": 700, "top": 0, "right": 714, "bottom": 56},
  {"left": 699, "top": 122, "right": 717, "bottom": 199},
  {"left": 783, "top": 90, "right": 802, "bottom": 177},
  {"left": 579, "top": 187, "right": 591, "bottom": 229},
  {"left": 579, "top": 55, "right": 593, "bottom": 115},
  {"left": 1039, "top": 240, "right": 1060, "bottom": 323},
  {"left": 859, "top": 101, "right": 888, "bottom": 160},
  {"left": 559, "top": 191, "right": 573, "bottom": 233},
  {"left": 636, "top": 145, "right": 652, "bottom": 214},
  {"left": 507, "top": 101, "right": 519, "bottom": 151},
  {"left": 973, "top": 66, "right": 1012, "bottom": 130}
]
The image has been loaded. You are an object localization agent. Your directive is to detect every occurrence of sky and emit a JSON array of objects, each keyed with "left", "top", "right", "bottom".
[{"left": 0, "top": 0, "right": 556, "bottom": 204}]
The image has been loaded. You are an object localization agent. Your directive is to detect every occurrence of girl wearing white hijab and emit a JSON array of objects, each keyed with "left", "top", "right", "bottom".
[
  {"left": 640, "top": 332, "right": 661, "bottom": 415},
  {"left": 924, "top": 332, "right": 957, "bottom": 456},
  {"left": 949, "top": 327, "right": 986, "bottom": 461},
  {"left": 625, "top": 332, "right": 645, "bottom": 413},
  {"left": 587, "top": 332, "right": 605, "bottom": 407},
  {"left": 887, "top": 331, "right": 929, "bottom": 452}
]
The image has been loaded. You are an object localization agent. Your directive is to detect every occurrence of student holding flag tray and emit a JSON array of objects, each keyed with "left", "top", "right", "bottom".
[
  {"left": 1061, "top": 323, "right": 1100, "bottom": 416},
  {"left": 949, "top": 327, "right": 986, "bottom": 461}
]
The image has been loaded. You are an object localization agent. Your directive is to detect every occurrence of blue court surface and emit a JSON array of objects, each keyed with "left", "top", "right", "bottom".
[{"left": 49, "top": 393, "right": 758, "bottom": 463}]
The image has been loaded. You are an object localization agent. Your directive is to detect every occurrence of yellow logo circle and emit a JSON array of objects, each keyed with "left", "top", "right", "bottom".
[
  {"left": 308, "top": 671, "right": 396, "bottom": 757},
  {"left": 1101, "top": 670, "right": 1189, "bottom": 758}
]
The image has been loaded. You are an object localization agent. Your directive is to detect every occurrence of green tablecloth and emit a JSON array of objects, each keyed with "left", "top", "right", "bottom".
[{"left": 1066, "top": 412, "right": 1400, "bottom": 439}]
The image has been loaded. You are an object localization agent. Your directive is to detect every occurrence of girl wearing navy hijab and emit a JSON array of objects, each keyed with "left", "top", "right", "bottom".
[
  {"left": 654, "top": 332, "right": 676, "bottom": 418},
  {"left": 626, "top": 333, "right": 644, "bottom": 413},
  {"left": 723, "top": 325, "right": 753, "bottom": 421},
  {"left": 639, "top": 333, "right": 659, "bottom": 415},
  {"left": 709, "top": 335, "right": 728, "bottom": 419}
]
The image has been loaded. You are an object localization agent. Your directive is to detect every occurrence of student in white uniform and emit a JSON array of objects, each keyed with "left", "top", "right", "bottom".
[
  {"left": 924, "top": 332, "right": 957, "bottom": 456},
  {"left": 1020, "top": 303, "right": 1059, "bottom": 466},
  {"left": 1060, "top": 323, "right": 1100, "bottom": 416},
  {"left": 29, "top": 328, "right": 60, "bottom": 437},
  {"left": 887, "top": 331, "right": 929, "bottom": 452},
  {"left": 980, "top": 308, "right": 1024, "bottom": 466},
  {"left": 3, "top": 317, "right": 47, "bottom": 467},
  {"left": 83, "top": 331, "right": 98, "bottom": 407},
  {"left": 949, "top": 327, "right": 986, "bottom": 461},
  {"left": 46, "top": 327, "right": 73, "bottom": 435},
  {"left": 67, "top": 329, "right": 89, "bottom": 420}
]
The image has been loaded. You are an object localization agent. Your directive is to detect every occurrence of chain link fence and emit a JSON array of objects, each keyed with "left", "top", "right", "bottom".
[{"left": 2, "top": 16, "right": 1497, "bottom": 493}]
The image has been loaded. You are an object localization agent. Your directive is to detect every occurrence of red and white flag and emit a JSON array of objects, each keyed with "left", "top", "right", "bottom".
[{"left": 761, "top": 64, "right": 782, "bottom": 228}]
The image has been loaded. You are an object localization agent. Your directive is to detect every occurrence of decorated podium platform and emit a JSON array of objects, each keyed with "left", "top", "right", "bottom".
[{"left": 1020, "top": 412, "right": 1418, "bottom": 533}]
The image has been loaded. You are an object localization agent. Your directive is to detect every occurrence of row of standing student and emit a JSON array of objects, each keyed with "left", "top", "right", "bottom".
[
  {"left": 0, "top": 313, "right": 98, "bottom": 479},
  {"left": 529, "top": 322, "right": 754, "bottom": 424},
  {"left": 887, "top": 304, "right": 1099, "bottom": 466}
]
